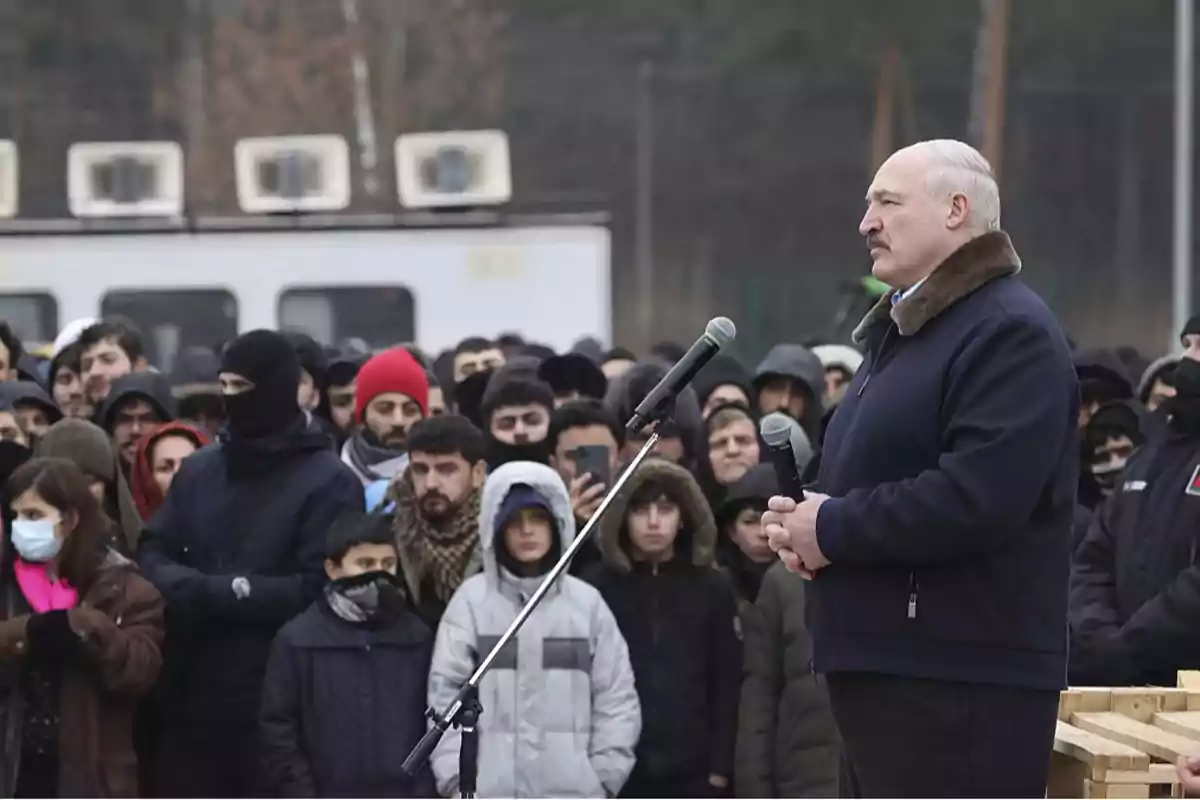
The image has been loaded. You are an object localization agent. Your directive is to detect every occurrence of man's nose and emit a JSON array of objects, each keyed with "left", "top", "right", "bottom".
[{"left": 859, "top": 209, "right": 879, "bottom": 237}]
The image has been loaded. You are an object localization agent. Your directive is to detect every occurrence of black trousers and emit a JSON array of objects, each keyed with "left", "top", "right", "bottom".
[{"left": 827, "top": 672, "right": 1059, "bottom": 799}]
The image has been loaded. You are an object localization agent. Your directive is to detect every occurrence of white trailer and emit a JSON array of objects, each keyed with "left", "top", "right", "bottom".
[{"left": 0, "top": 212, "right": 611, "bottom": 370}]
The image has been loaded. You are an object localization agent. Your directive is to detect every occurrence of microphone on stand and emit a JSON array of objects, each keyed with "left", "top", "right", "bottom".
[
  {"left": 761, "top": 413, "right": 807, "bottom": 502},
  {"left": 627, "top": 317, "right": 737, "bottom": 435}
]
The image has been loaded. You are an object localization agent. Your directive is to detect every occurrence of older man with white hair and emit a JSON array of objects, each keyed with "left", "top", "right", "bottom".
[{"left": 763, "top": 140, "right": 1078, "bottom": 797}]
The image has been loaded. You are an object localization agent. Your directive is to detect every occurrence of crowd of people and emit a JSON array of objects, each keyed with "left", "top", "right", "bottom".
[{"left": 0, "top": 291, "right": 1190, "bottom": 797}]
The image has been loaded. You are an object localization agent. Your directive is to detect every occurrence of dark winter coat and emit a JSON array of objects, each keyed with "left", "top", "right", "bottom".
[
  {"left": 811, "top": 231, "right": 1079, "bottom": 690},
  {"left": 259, "top": 596, "right": 436, "bottom": 798},
  {"left": 586, "top": 458, "right": 742, "bottom": 782},
  {"left": 137, "top": 417, "right": 364, "bottom": 796},
  {"left": 736, "top": 563, "right": 839, "bottom": 798},
  {"left": 1069, "top": 431, "right": 1200, "bottom": 687}
]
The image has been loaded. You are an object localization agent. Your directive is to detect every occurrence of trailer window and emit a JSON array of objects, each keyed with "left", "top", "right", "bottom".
[
  {"left": 101, "top": 289, "right": 238, "bottom": 374},
  {"left": 0, "top": 294, "right": 59, "bottom": 349},
  {"left": 278, "top": 286, "right": 415, "bottom": 349}
]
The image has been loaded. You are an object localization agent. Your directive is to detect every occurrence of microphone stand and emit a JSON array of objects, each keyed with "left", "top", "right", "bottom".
[{"left": 401, "top": 426, "right": 665, "bottom": 798}]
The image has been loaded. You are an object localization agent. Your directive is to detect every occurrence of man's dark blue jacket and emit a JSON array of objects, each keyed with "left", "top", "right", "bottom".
[{"left": 810, "top": 230, "right": 1079, "bottom": 690}]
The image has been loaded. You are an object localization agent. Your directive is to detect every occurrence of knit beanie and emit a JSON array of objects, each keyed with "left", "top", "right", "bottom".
[
  {"left": 1184, "top": 315, "right": 1200, "bottom": 341},
  {"left": 537, "top": 353, "right": 608, "bottom": 401},
  {"left": 220, "top": 330, "right": 301, "bottom": 439},
  {"left": 355, "top": 347, "right": 430, "bottom": 421}
]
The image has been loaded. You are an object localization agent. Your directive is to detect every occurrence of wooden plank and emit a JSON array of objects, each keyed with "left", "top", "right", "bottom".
[
  {"left": 1073, "top": 712, "right": 1199, "bottom": 764},
  {"left": 1048, "top": 751, "right": 1090, "bottom": 798},
  {"left": 1153, "top": 711, "right": 1200, "bottom": 742},
  {"left": 1063, "top": 688, "right": 1116, "bottom": 721},
  {"left": 1085, "top": 780, "right": 1150, "bottom": 798},
  {"left": 1111, "top": 689, "right": 1169, "bottom": 723},
  {"left": 1104, "top": 764, "right": 1180, "bottom": 784},
  {"left": 1055, "top": 721, "right": 1151, "bottom": 774}
]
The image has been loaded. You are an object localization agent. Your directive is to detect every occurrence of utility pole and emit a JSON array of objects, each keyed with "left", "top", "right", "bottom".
[
  {"left": 341, "top": 0, "right": 381, "bottom": 199},
  {"left": 1173, "top": 0, "right": 1195, "bottom": 350},
  {"left": 634, "top": 60, "right": 655, "bottom": 350}
]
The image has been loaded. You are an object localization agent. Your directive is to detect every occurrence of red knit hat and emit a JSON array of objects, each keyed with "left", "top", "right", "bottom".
[{"left": 354, "top": 347, "right": 430, "bottom": 421}]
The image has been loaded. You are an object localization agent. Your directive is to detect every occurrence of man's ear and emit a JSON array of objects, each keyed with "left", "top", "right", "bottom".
[
  {"left": 471, "top": 460, "right": 487, "bottom": 489},
  {"left": 324, "top": 558, "right": 339, "bottom": 581},
  {"left": 134, "top": 356, "right": 150, "bottom": 372}
]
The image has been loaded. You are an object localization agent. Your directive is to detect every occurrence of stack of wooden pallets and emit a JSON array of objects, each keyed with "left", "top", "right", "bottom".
[{"left": 1050, "top": 678, "right": 1200, "bottom": 798}]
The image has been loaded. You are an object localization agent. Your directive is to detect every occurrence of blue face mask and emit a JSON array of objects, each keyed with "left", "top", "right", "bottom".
[{"left": 11, "top": 518, "right": 62, "bottom": 563}]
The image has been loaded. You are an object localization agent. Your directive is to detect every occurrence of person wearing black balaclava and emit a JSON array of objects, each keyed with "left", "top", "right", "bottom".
[
  {"left": 479, "top": 366, "right": 556, "bottom": 471},
  {"left": 137, "top": 329, "right": 364, "bottom": 798},
  {"left": 1070, "top": 326, "right": 1200, "bottom": 688}
]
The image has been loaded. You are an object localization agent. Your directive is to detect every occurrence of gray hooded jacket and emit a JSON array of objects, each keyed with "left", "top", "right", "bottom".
[{"left": 428, "top": 461, "right": 641, "bottom": 798}]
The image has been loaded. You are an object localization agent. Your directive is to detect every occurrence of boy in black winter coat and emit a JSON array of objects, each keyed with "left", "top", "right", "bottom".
[
  {"left": 586, "top": 457, "right": 742, "bottom": 798},
  {"left": 259, "top": 510, "right": 435, "bottom": 798}
]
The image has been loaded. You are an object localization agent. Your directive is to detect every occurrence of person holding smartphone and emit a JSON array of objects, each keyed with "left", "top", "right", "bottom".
[{"left": 547, "top": 400, "right": 624, "bottom": 575}]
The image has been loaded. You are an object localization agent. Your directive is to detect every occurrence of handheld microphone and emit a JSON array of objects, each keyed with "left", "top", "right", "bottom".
[
  {"left": 761, "top": 413, "right": 807, "bottom": 502},
  {"left": 626, "top": 317, "right": 737, "bottom": 434}
]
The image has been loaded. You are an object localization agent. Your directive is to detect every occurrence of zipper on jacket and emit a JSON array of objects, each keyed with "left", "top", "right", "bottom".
[
  {"left": 907, "top": 572, "right": 919, "bottom": 620},
  {"left": 857, "top": 324, "right": 897, "bottom": 398}
]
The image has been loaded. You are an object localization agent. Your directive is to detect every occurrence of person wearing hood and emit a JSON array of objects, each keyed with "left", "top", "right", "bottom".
[
  {"left": 811, "top": 344, "right": 864, "bottom": 407},
  {"left": 340, "top": 347, "right": 429, "bottom": 489},
  {"left": 259, "top": 510, "right": 435, "bottom": 798},
  {"left": 383, "top": 415, "right": 486, "bottom": 629},
  {"left": 695, "top": 402, "right": 762, "bottom": 518},
  {"left": 1070, "top": 321, "right": 1200, "bottom": 687},
  {"left": 129, "top": 422, "right": 210, "bottom": 522},
  {"left": 479, "top": 365, "right": 556, "bottom": 470},
  {"left": 0, "top": 457, "right": 164, "bottom": 797},
  {"left": 428, "top": 461, "right": 641, "bottom": 798},
  {"left": 169, "top": 345, "right": 225, "bottom": 438},
  {"left": 715, "top": 463, "right": 778, "bottom": 606},
  {"left": 0, "top": 381, "right": 62, "bottom": 447},
  {"left": 1138, "top": 354, "right": 1178, "bottom": 413},
  {"left": 604, "top": 362, "right": 702, "bottom": 469},
  {"left": 48, "top": 342, "right": 92, "bottom": 422},
  {"left": 752, "top": 343, "right": 826, "bottom": 443},
  {"left": 692, "top": 353, "right": 753, "bottom": 419},
  {"left": 1074, "top": 348, "right": 1135, "bottom": 429},
  {"left": 537, "top": 352, "right": 608, "bottom": 406},
  {"left": 136, "top": 329, "right": 364, "bottom": 797},
  {"left": 585, "top": 458, "right": 740, "bottom": 798},
  {"left": 35, "top": 419, "right": 144, "bottom": 555},
  {"left": 98, "top": 372, "right": 177, "bottom": 474}
]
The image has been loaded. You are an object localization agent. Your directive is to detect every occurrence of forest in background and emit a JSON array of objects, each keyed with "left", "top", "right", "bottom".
[{"left": 0, "top": 0, "right": 1185, "bottom": 355}]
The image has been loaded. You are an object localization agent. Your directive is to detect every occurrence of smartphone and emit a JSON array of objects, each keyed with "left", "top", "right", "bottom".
[{"left": 572, "top": 445, "right": 611, "bottom": 489}]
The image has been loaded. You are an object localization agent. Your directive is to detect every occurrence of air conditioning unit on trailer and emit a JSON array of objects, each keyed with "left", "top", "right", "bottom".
[
  {"left": 0, "top": 141, "right": 16, "bottom": 219},
  {"left": 234, "top": 135, "right": 351, "bottom": 213},
  {"left": 395, "top": 129, "right": 511, "bottom": 209},
  {"left": 67, "top": 141, "right": 183, "bottom": 218}
]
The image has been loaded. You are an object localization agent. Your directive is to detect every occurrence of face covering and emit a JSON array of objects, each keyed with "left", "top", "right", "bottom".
[
  {"left": 12, "top": 517, "right": 62, "bottom": 563},
  {"left": 1090, "top": 459, "right": 1128, "bottom": 495},
  {"left": 486, "top": 438, "right": 551, "bottom": 471},
  {"left": 325, "top": 570, "right": 403, "bottom": 623},
  {"left": 1168, "top": 358, "right": 1200, "bottom": 434}
]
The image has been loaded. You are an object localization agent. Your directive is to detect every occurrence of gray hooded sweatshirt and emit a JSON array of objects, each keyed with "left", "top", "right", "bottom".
[{"left": 428, "top": 461, "right": 641, "bottom": 798}]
